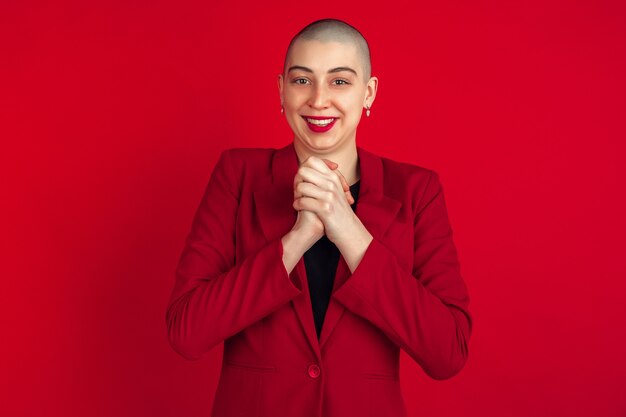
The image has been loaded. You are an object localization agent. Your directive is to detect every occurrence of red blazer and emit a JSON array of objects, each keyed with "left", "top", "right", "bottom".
[{"left": 166, "top": 142, "right": 472, "bottom": 417}]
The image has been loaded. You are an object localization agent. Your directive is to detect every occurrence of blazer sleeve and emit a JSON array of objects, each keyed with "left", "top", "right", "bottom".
[
  {"left": 332, "top": 170, "right": 472, "bottom": 380},
  {"left": 165, "top": 149, "right": 303, "bottom": 360}
]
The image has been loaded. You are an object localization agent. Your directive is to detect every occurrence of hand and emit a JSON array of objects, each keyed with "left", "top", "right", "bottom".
[
  {"left": 292, "top": 155, "right": 357, "bottom": 245},
  {"left": 291, "top": 157, "right": 353, "bottom": 245},
  {"left": 320, "top": 159, "right": 355, "bottom": 205}
]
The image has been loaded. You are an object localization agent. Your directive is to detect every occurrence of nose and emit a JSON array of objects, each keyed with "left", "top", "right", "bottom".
[{"left": 308, "top": 83, "right": 330, "bottom": 109}]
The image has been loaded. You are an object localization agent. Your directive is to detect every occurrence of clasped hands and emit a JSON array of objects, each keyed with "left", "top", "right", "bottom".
[{"left": 292, "top": 155, "right": 360, "bottom": 247}]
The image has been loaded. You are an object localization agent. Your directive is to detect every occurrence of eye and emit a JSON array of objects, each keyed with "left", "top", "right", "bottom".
[
  {"left": 292, "top": 78, "right": 310, "bottom": 85},
  {"left": 332, "top": 79, "right": 350, "bottom": 86}
]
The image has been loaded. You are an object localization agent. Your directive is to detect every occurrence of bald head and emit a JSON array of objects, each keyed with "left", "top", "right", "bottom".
[{"left": 283, "top": 19, "right": 372, "bottom": 80}]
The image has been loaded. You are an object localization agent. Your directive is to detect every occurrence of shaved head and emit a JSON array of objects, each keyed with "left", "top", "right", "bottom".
[{"left": 283, "top": 19, "right": 372, "bottom": 80}]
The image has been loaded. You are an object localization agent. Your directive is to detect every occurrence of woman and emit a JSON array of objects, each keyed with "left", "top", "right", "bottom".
[{"left": 166, "top": 18, "right": 472, "bottom": 417}]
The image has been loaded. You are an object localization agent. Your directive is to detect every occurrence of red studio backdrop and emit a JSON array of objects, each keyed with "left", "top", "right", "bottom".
[{"left": 1, "top": 1, "right": 625, "bottom": 416}]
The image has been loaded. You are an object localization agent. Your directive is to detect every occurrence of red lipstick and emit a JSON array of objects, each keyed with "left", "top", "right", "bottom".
[{"left": 302, "top": 116, "right": 337, "bottom": 133}]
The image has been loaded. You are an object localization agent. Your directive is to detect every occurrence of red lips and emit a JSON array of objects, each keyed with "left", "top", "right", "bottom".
[{"left": 302, "top": 115, "right": 338, "bottom": 133}]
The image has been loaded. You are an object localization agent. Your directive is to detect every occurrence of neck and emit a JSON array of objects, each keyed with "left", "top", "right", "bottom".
[{"left": 293, "top": 140, "right": 360, "bottom": 186}]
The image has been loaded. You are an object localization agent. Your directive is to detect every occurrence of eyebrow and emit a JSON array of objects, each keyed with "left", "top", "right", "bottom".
[{"left": 287, "top": 65, "right": 358, "bottom": 76}]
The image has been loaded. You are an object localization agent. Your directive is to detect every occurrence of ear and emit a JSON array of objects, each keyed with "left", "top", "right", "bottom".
[
  {"left": 277, "top": 74, "right": 284, "bottom": 106},
  {"left": 364, "top": 76, "right": 378, "bottom": 108}
]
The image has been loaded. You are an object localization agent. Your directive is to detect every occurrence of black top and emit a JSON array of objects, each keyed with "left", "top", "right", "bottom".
[{"left": 304, "top": 180, "right": 361, "bottom": 339}]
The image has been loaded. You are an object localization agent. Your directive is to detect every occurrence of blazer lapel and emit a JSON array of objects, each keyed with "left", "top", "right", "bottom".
[
  {"left": 253, "top": 142, "right": 402, "bottom": 353},
  {"left": 319, "top": 146, "right": 402, "bottom": 348},
  {"left": 253, "top": 143, "right": 322, "bottom": 358}
]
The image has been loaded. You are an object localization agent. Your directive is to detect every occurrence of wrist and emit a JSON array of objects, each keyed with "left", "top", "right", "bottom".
[
  {"left": 333, "top": 217, "right": 373, "bottom": 254},
  {"left": 283, "top": 228, "right": 317, "bottom": 259}
]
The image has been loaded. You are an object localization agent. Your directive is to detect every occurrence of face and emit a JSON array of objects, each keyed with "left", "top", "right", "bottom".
[{"left": 278, "top": 39, "right": 377, "bottom": 155}]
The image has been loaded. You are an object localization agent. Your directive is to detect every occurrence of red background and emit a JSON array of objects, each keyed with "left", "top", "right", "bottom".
[{"left": 2, "top": 1, "right": 625, "bottom": 416}]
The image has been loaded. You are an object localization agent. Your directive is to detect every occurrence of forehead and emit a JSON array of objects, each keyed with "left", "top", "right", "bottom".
[{"left": 287, "top": 39, "right": 361, "bottom": 73}]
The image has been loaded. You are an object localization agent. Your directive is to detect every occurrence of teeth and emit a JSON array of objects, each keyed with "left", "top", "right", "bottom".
[{"left": 306, "top": 118, "right": 335, "bottom": 126}]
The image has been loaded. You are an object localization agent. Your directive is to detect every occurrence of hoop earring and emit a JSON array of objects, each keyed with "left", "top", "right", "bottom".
[{"left": 281, "top": 105, "right": 284, "bottom": 115}]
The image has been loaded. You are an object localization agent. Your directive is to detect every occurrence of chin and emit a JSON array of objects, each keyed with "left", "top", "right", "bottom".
[{"left": 303, "top": 136, "right": 342, "bottom": 151}]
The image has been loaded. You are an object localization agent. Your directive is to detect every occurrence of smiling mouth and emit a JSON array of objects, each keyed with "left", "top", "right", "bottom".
[
  {"left": 302, "top": 116, "right": 337, "bottom": 127},
  {"left": 302, "top": 116, "right": 338, "bottom": 133}
]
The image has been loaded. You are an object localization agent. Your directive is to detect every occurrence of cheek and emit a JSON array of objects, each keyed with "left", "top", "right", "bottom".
[
  {"left": 283, "top": 87, "right": 307, "bottom": 106},
  {"left": 337, "top": 93, "right": 365, "bottom": 114},
  {"left": 339, "top": 101, "right": 363, "bottom": 119}
]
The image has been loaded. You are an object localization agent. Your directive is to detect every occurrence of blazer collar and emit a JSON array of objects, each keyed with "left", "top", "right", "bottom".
[{"left": 253, "top": 142, "right": 402, "bottom": 354}]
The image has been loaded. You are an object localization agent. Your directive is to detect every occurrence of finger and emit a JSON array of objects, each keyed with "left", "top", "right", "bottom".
[
  {"left": 296, "top": 158, "right": 354, "bottom": 204},
  {"left": 295, "top": 164, "right": 355, "bottom": 204},
  {"left": 299, "top": 157, "right": 345, "bottom": 192},
  {"left": 346, "top": 190, "right": 355, "bottom": 205},
  {"left": 321, "top": 158, "right": 338, "bottom": 170},
  {"left": 296, "top": 166, "right": 336, "bottom": 191},
  {"left": 294, "top": 164, "right": 341, "bottom": 190},
  {"left": 329, "top": 168, "right": 354, "bottom": 204},
  {"left": 334, "top": 168, "right": 350, "bottom": 192},
  {"left": 293, "top": 168, "right": 313, "bottom": 192},
  {"left": 321, "top": 159, "right": 349, "bottom": 194},
  {"left": 295, "top": 177, "right": 354, "bottom": 206},
  {"left": 300, "top": 155, "right": 333, "bottom": 174},
  {"left": 293, "top": 196, "right": 322, "bottom": 213},
  {"left": 294, "top": 181, "right": 330, "bottom": 200}
]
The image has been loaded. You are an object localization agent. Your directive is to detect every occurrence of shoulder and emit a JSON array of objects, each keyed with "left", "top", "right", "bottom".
[
  {"left": 379, "top": 153, "right": 435, "bottom": 179},
  {"left": 368, "top": 150, "right": 444, "bottom": 210},
  {"left": 205, "top": 147, "right": 278, "bottom": 198},
  {"left": 376, "top": 151, "right": 441, "bottom": 190},
  {"left": 215, "top": 146, "right": 276, "bottom": 171},
  {"left": 219, "top": 146, "right": 275, "bottom": 161}
]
